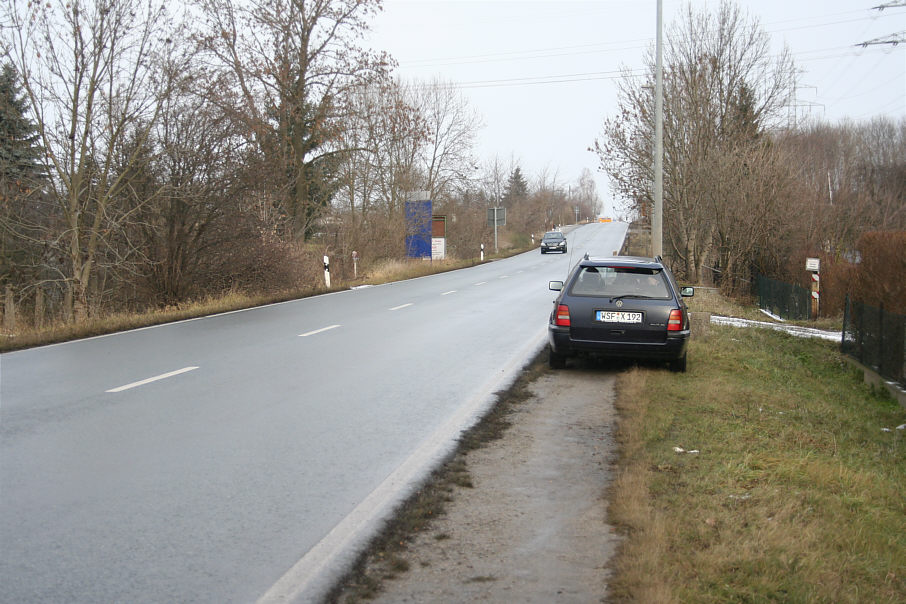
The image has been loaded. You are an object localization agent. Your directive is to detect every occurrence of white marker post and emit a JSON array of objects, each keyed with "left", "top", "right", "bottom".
[
  {"left": 323, "top": 255, "right": 331, "bottom": 288},
  {"left": 352, "top": 251, "right": 358, "bottom": 279},
  {"left": 480, "top": 243, "right": 484, "bottom": 262},
  {"left": 806, "top": 257, "right": 820, "bottom": 320}
]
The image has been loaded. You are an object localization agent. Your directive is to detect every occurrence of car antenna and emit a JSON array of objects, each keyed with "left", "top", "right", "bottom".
[{"left": 565, "top": 237, "right": 576, "bottom": 279}]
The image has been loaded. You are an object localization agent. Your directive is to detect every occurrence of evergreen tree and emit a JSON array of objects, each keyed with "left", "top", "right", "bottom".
[
  {"left": 0, "top": 63, "right": 48, "bottom": 289},
  {"left": 502, "top": 166, "right": 529, "bottom": 207},
  {"left": 0, "top": 63, "right": 44, "bottom": 189}
]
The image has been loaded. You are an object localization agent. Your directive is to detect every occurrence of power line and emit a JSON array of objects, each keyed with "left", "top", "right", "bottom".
[
  {"left": 856, "top": 33, "right": 906, "bottom": 47},
  {"left": 452, "top": 69, "right": 645, "bottom": 90},
  {"left": 872, "top": 1, "right": 906, "bottom": 9},
  {"left": 392, "top": 12, "right": 901, "bottom": 71},
  {"left": 857, "top": 2, "right": 906, "bottom": 46}
]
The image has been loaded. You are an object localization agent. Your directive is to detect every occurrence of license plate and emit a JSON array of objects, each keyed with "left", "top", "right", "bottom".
[{"left": 596, "top": 311, "right": 643, "bottom": 323}]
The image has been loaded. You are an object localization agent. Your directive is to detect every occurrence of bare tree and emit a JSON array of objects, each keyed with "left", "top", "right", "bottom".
[
  {"left": 574, "top": 168, "right": 601, "bottom": 220},
  {"left": 192, "top": 0, "right": 390, "bottom": 240},
  {"left": 410, "top": 78, "right": 482, "bottom": 203},
  {"left": 778, "top": 116, "right": 906, "bottom": 261},
  {"left": 333, "top": 79, "right": 426, "bottom": 258},
  {"left": 2, "top": 0, "right": 176, "bottom": 320},
  {"left": 595, "top": 1, "right": 795, "bottom": 284}
]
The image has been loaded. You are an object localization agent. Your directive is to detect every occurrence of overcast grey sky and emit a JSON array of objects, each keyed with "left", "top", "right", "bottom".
[{"left": 366, "top": 0, "right": 905, "bottom": 217}]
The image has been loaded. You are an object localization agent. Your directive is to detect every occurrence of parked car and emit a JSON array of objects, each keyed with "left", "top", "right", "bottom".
[
  {"left": 540, "top": 231, "right": 567, "bottom": 254},
  {"left": 547, "top": 255, "right": 693, "bottom": 371}
]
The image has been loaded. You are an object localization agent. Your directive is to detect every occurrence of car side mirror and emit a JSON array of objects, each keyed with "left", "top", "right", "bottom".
[
  {"left": 680, "top": 286, "right": 694, "bottom": 297},
  {"left": 549, "top": 280, "right": 563, "bottom": 291}
]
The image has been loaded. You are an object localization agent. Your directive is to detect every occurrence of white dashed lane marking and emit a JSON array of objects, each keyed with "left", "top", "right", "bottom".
[
  {"left": 107, "top": 367, "right": 199, "bottom": 393},
  {"left": 299, "top": 325, "right": 341, "bottom": 337}
]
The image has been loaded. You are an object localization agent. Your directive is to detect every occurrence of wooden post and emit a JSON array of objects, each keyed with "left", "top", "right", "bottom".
[
  {"left": 806, "top": 257, "right": 820, "bottom": 321},
  {"left": 810, "top": 273, "right": 820, "bottom": 320}
]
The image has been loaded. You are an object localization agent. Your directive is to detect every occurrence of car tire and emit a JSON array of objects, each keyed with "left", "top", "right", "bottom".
[
  {"left": 549, "top": 347, "right": 567, "bottom": 369},
  {"left": 669, "top": 352, "right": 687, "bottom": 373}
]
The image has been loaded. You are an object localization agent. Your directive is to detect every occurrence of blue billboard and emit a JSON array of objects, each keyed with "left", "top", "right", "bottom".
[{"left": 405, "top": 200, "right": 432, "bottom": 259}]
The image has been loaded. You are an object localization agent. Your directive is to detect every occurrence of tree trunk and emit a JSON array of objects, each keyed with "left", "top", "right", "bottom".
[
  {"left": 35, "top": 287, "right": 44, "bottom": 329},
  {"left": 4, "top": 285, "right": 16, "bottom": 332}
]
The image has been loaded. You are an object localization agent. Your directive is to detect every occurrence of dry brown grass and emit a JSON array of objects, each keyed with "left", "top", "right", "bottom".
[
  {"left": 0, "top": 289, "right": 315, "bottom": 352},
  {"left": 608, "top": 368, "right": 678, "bottom": 603},
  {"left": 607, "top": 325, "right": 906, "bottom": 603},
  {"left": 0, "top": 254, "right": 501, "bottom": 353},
  {"left": 359, "top": 257, "right": 476, "bottom": 285}
]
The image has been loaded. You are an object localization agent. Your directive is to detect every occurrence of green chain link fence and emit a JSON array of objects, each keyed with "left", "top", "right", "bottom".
[
  {"left": 756, "top": 274, "right": 810, "bottom": 321},
  {"left": 842, "top": 295, "right": 906, "bottom": 389}
]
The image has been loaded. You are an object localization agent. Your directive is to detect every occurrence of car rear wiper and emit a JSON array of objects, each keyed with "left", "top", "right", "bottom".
[{"left": 609, "top": 294, "right": 656, "bottom": 302}]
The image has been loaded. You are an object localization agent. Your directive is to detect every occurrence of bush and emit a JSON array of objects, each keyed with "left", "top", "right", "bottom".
[{"left": 853, "top": 231, "right": 906, "bottom": 314}]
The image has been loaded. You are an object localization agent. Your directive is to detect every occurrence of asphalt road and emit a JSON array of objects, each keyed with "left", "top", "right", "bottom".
[{"left": 0, "top": 221, "right": 628, "bottom": 603}]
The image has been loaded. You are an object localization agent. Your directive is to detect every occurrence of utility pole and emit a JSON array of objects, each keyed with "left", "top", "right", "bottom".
[{"left": 652, "top": 0, "right": 664, "bottom": 257}]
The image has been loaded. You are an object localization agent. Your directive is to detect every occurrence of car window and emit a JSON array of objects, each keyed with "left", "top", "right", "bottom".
[
  {"left": 569, "top": 266, "right": 670, "bottom": 298},
  {"left": 543, "top": 233, "right": 563, "bottom": 241}
]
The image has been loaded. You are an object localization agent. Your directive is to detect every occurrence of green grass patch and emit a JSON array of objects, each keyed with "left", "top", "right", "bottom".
[{"left": 609, "top": 326, "right": 906, "bottom": 603}]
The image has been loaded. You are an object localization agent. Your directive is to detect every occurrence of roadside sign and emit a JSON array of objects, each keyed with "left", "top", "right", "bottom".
[
  {"left": 806, "top": 257, "right": 820, "bottom": 272},
  {"left": 487, "top": 207, "right": 506, "bottom": 227}
]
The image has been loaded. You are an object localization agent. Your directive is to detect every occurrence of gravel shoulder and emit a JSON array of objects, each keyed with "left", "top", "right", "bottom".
[{"left": 330, "top": 361, "right": 622, "bottom": 603}]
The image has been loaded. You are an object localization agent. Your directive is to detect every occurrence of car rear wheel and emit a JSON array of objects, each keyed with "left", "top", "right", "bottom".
[
  {"left": 669, "top": 352, "right": 687, "bottom": 373},
  {"left": 549, "top": 346, "right": 567, "bottom": 369}
]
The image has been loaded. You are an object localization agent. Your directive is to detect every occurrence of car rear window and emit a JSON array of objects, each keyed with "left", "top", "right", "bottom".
[{"left": 569, "top": 266, "right": 670, "bottom": 298}]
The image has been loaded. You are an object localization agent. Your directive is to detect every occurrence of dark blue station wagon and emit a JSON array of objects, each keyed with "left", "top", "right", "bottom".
[{"left": 548, "top": 255, "right": 694, "bottom": 371}]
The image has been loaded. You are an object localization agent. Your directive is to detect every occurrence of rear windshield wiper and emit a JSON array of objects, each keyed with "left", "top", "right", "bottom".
[{"left": 609, "top": 294, "right": 656, "bottom": 302}]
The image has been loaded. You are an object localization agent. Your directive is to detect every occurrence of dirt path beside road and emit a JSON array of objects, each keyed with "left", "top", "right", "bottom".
[{"left": 331, "top": 363, "right": 622, "bottom": 603}]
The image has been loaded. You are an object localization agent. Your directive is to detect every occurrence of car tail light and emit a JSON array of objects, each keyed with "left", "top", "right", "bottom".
[
  {"left": 667, "top": 309, "right": 684, "bottom": 331},
  {"left": 555, "top": 304, "right": 571, "bottom": 326}
]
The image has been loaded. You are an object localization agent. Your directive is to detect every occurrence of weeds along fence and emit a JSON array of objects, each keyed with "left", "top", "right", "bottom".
[
  {"left": 842, "top": 295, "right": 906, "bottom": 389},
  {"left": 756, "top": 274, "right": 810, "bottom": 320}
]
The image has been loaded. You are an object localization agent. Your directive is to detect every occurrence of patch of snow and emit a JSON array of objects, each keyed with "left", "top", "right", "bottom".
[
  {"left": 759, "top": 308, "right": 785, "bottom": 322},
  {"left": 710, "top": 315, "right": 840, "bottom": 342}
]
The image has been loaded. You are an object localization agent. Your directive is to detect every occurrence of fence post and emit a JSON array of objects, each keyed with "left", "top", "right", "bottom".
[
  {"left": 900, "top": 319, "right": 906, "bottom": 388},
  {"left": 842, "top": 294, "right": 849, "bottom": 349},
  {"left": 879, "top": 304, "right": 885, "bottom": 375}
]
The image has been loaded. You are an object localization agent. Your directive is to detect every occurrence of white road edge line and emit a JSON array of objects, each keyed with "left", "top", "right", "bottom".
[
  {"left": 389, "top": 303, "right": 413, "bottom": 311},
  {"left": 474, "top": 281, "right": 487, "bottom": 286},
  {"left": 256, "top": 326, "right": 548, "bottom": 604},
  {"left": 441, "top": 290, "right": 456, "bottom": 296},
  {"left": 106, "top": 366, "right": 199, "bottom": 393},
  {"left": 299, "top": 324, "right": 341, "bottom": 337}
]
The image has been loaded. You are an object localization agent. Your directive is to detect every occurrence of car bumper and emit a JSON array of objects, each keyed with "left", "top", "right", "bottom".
[{"left": 548, "top": 325, "right": 689, "bottom": 360}]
